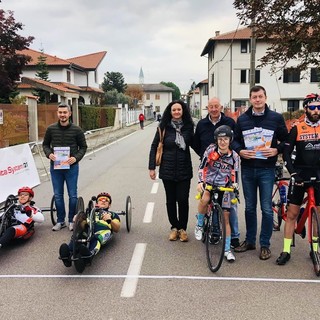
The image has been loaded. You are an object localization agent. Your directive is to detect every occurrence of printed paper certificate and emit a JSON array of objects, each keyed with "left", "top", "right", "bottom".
[
  {"left": 53, "top": 146, "right": 70, "bottom": 169},
  {"left": 243, "top": 127, "right": 274, "bottom": 159}
]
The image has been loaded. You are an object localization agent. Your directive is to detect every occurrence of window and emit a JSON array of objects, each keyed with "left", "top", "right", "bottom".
[
  {"left": 211, "top": 73, "right": 214, "bottom": 87},
  {"left": 240, "top": 70, "right": 247, "bottom": 83},
  {"left": 240, "top": 40, "right": 249, "bottom": 53},
  {"left": 287, "top": 100, "right": 299, "bottom": 112},
  {"left": 310, "top": 68, "right": 320, "bottom": 83},
  {"left": 203, "top": 83, "right": 208, "bottom": 95},
  {"left": 283, "top": 68, "right": 300, "bottom": 83},
  {"left": 235, "top": 100, "right": 247, "bottom": 110},
  {"left": 155, "top": 94, "right": 160, "bottom": 100},
  {"left": 67, "top": 70, "right": 71, "bottom": 83},
  {"left": 146, "top": 93, "right": 150, "bottom": 100},
  {"left": 240, "top": 69, "right": 260, "bottom": 84}
]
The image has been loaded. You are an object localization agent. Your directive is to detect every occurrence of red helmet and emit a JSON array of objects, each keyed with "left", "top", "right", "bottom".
[
  {"left": 96, "top": 192, "right": 112, "bottom": 204},
  {"left": 18, "top": 186, "right": 34, "bottom": 197}
]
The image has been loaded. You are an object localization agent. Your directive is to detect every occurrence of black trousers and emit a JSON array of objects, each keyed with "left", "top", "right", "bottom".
[{"left": 162, "top": 179, "right": 191, "bottom": 231}]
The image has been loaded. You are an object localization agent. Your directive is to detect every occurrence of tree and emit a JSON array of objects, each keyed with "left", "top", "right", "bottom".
[
  {"left": 233, "top": 0, "right": 320, "bottom": 73},
  {"left": 125, "top": 85, "right": 144, "bottom": 108},
  {"left": 160, "top": 81, "right": 181, "bottom": 100},
  {"left": 34, "top": 48, "right": 50, "bottom": 103},
  {"left": 101, "top": 71, "right": 127, "bottom": 93},
  {"left": 0, "top": 9, "right": 34, "bottom": 103}
]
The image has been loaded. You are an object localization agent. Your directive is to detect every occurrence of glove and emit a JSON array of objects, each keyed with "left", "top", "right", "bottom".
[
  {"left": 291, "top": 173, "right": 303, "bottom": 185},
  {"left": 23, "top": 205, "right": 33, "bottom": 217}
]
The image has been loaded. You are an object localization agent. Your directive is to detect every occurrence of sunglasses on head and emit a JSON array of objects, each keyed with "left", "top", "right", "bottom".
[{"left": 308, "top": 105, "right": 320, "bottom": 111}]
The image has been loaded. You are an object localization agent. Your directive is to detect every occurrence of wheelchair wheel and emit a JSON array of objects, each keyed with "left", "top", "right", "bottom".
[
  {"left": 50, "top": 195, "right": 57, "bottom": 226},
  {"left": 0, "top": 195, "right": 16, "bottom": 237},
  {"left": 125, "top": 196, "right": 132, "bottom": 232},
  {"left": 87, "top": 200, "right": 94, "bottom": 214},
  {"left": 5, "top": 195, "right": 16, "bottom": 210}
]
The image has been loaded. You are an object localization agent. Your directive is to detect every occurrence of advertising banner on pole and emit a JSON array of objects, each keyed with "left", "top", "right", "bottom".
[{"left": 0, "top": 144, "right": 40, "bottom": 203}]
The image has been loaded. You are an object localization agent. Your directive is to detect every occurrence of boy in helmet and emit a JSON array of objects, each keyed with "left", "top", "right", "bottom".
[
  {"left": 195, "top": 125, "right": 239, "bottom": 262},
  {"left": 0, "top": 187, "right": 44, "bottom": 248},
  {"left": 59, "top": 192, "right": 121, "bottom": 267}
]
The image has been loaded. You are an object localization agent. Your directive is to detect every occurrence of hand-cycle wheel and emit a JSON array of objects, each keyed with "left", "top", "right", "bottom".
[
  {"left": 50, "top": 195, "right": 57, "bottom": 226},
  {"left": 125, "top": 195, "right": 132, "bottom": 232},
  {"left": 205, "top": 204, "right": 226, "bottom": 273},
  {"left": 310, "top": 207, "right": 320, "bottom": 276},
  {"left": 0, "top": 195, "right": 16, "bottom": 236}
]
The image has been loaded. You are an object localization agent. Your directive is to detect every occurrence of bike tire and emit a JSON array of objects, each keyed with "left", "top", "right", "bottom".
[
  {"left": 50, "top": 195, "right": 57, "bottom": 226},
  {"left": 310, "top": 207, "right": 320, "bottom": 276},
  {"left": 76, "top": 197, "right": 85, "bottom": 214},
  {"left": 272, "top": 183, "right": 288, "bottom": 231},
  {"left": 0, "top": 195, "right": 16, "bottom": 236},
  {"left": 125, "top": 196, "right": 132, "bottom": 232},
  {"left": 205, "top": 204, "right": 226, "bottom": 273}
]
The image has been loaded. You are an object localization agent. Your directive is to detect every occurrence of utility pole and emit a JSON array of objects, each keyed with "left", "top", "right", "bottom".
[{"left": 249, "top": 24, "right": 256, "bottom": 88}]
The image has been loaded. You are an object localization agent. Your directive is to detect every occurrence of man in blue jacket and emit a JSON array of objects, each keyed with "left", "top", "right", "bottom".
[
  {"left": 193, "top": 97, "right": 240, "bottom": 248},
  {"left": 232, "top": 85, "right": 288, "bottom": 260}
]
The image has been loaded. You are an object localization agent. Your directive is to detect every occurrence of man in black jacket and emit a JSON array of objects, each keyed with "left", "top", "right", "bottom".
[
  {"left": 43, "top": 103, "right": 87, "bottom": 232},
  {"left": 233, "top": 85, "right": 288, "bottom": 260},
  {"left": 193, "top": 97, "right": 240, "bottom": 248}
]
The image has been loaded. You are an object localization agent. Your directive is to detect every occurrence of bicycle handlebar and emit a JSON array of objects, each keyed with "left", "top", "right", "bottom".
[{"left": 195, "top": 185, "right": 239, "bottom": 204}]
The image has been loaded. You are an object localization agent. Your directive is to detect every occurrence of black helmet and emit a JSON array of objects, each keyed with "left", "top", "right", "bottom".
[
  {"left": 214, "top": 125, "right": 234, "bottom": 143},
  {"left": 303, "top": 93, "right": 320, "bottom": 107}
]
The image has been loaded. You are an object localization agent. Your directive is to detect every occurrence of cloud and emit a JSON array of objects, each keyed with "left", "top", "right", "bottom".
[{"left": 2, "top": 0, "right": 240, "bottom": 92}]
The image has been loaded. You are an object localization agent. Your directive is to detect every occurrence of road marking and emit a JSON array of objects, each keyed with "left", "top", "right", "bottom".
[
  {"left": 0, "top": 274, "right": 319, "bottom": 284},
  {"left": 120, "top": 243, "right": 147, "bottom": 298},
  {"left": 143, "top": 202, "right": 154, "bottom": 223},
  {"left": 151, "top": 182, "right": 159, "bottom": 194}
]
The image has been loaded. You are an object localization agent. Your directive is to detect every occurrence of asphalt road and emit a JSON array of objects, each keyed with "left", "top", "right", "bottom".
[{"left": 1, "top": 121, "right": 320, "bottom": 320}]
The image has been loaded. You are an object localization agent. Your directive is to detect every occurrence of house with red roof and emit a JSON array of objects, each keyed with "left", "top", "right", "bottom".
[{"left": 17, "top": 48, "right": 106, "bottom": 105}]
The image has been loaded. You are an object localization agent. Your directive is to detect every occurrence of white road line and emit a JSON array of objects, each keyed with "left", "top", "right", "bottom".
[
  {"left": 143, "top": 202, "right": 154, "bottom": 223},
  {"left": 121, "top": 243, "right": 147, "bottom": 298},
  {"left": 0, "top": 274, "right": 319, "bottom": 284},
  {"left": 151, "top": 182, "right": 159, "bottom": 194}
]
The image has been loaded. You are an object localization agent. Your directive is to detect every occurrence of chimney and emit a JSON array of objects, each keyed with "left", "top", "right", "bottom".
[{"left": 215, "top": 31, "right": 220, "bottom": 37}]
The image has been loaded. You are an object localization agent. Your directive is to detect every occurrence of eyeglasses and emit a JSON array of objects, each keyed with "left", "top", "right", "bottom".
[
  {"left": 308, "top": 105, "right": 320, "bottom": 111},
  {"left": 217, "top": 137, "right": 230, "bottom": 142},
  {"left": 18, "top": 193, "right": 29, "bottom": 197}
]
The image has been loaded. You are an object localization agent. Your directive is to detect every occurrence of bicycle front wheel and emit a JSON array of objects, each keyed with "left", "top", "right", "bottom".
[
  {"left": 310, "top": 207, "right": 320, "bottom": 276},
  {"left": 205, "top": 205, "right": 226, "bottom": 273}
]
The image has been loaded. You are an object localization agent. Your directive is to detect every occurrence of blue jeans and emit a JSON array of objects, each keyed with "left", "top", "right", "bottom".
[
  {"left": 241, "top": 166, "right": 275, "bottom": 248},
  {"left": 50, "top": 163, "right": 79, "bottom": 223}
]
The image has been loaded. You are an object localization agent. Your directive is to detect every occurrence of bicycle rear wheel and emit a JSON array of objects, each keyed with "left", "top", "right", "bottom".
[
  {"left": 310, "top": 207, "right": 320, "bottom": 276},
  {"left": 272, "top": 183, "right": 288, "bottom": 231},
  {"left": 205, "top": 205, "right": 226, "bottom": 272}
]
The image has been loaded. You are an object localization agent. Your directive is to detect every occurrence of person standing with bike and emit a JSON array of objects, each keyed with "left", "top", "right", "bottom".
[
  {"left": 43, "top": 103, "right": 87, "bottom": 232},
  {"left": 193, "top": 97, "right": 240, "bottom": 249},
  {"left": 195, "top": 125, "right": 239, "bottom": 262},
  {"left": 277, "top": 93, "right": 320, "bottom": 265},
  {"left": 233, "top": 85, "right": 288, "bottom": 260}
]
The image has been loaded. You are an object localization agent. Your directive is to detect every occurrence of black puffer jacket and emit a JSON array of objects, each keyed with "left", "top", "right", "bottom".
[
  {"left": 42, "top": 121, "right": 87, "bottom": 164},
  {"left": 149, "top": 123, "right": 194, "bottom": 181}
]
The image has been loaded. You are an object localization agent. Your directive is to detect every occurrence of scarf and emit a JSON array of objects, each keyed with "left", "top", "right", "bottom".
[{"left": 171, "top": 120, "right": 186, "bottom": 150}]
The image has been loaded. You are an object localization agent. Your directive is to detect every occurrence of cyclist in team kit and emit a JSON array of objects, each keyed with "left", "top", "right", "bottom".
[
  {"left": 277, "top": 93, "right": 320, "bottom": 265},
  {"left": 195, "top": 125, "right": 240, "bottom": 262}
]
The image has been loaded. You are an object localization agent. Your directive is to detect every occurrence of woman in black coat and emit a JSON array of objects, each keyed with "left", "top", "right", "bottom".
[{"left": 149, "top": 100, "right": 194, "bottom": 242}]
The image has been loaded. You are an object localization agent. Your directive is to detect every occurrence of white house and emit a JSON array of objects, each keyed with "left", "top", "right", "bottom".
[
  {"left": 201, "top": 28, "right": 320, "bottom": 113},
  {"left": 195, "top": 79, "right": 209, "bottom": 118},
  {"left": 127, "top": 83, "right": 174, "bottom": 115},
  {"left": 17, "top": 48, "right": 106, "bottom": 105}
]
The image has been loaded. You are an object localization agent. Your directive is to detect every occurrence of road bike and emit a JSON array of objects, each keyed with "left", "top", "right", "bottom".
[
  {"left": 289, "top": 177, "right": 320, "bottom": 276},
  {"left": 196, "top": 185, "right": 238, "bottom": 273},
  {"left": 272, "top": 163, "right": 289, "bottom": 231}
]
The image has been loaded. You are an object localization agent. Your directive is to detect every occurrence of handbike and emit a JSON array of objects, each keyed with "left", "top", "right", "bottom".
[
  {"left": 197, "top": 185, "right": 239, "bottom": 273},
  {"left": 0, "top": 195, "right": 18, "bottom": 237},
  {"left": 68, "top": 195, "right": 132, "bottom": 273}
]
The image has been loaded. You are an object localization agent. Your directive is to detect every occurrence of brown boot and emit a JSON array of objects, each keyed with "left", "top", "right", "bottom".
[
  {"left": 169, "top": 228, "right": 179, "bottom": 241},
  {"left": 179, "top": 229, "right": 188, "bottom": 242}
]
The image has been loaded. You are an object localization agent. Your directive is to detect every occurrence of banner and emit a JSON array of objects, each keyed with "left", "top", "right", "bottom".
[{"left": 0, "top": 144, "right": 40, "bottom": 203}]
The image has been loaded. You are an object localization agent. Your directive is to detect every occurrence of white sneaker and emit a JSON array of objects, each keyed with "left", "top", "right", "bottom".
[
  {"left": 69, "top": 223, "right": 74, "bottom": 231},
  {"left": 194, "top": 225, "right": 204, "bottom": 241},
  {"left": 52, "top": 222, "right": 66, "bottom": 231},
  {"left": 224, "top": 250, "right": 236, "bottom": 262}
]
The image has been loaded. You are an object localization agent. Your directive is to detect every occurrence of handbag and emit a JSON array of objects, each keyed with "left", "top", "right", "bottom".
[{"left": 155, "top": 127, "right": 165, "bottom": 166}]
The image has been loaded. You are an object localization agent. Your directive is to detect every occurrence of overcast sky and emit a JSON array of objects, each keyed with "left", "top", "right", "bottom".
[{"left": 2, "top": 0, "right": 240, "bottom": 93}]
